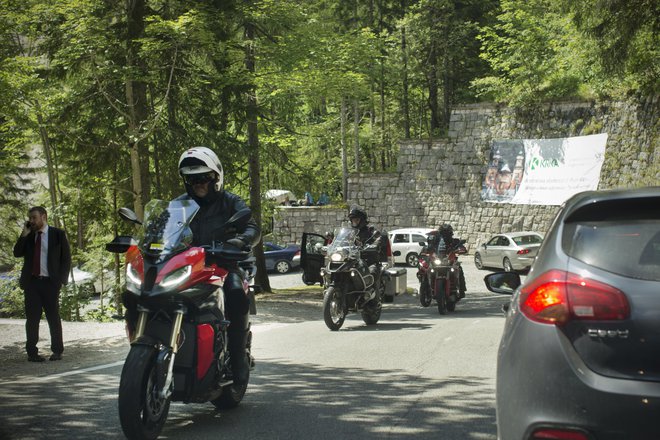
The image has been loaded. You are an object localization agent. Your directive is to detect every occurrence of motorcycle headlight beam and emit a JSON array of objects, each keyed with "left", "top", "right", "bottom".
[
  {"left": 161, "top": 265, "right": 192, "bottom": 288},
  {"left": 330, "top": 252, "right": 344, "bottom": 262}
]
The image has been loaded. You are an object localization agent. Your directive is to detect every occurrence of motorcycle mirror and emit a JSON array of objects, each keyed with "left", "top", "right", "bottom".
[
  {"left": 226, "top": 208, "right": 252, "bottom": 226},
  {"left": 118, "top": 207, "right": 142, "bottom": 225},
  {"left": 213, "top": 208, "right": 252, "bottom": 237}
]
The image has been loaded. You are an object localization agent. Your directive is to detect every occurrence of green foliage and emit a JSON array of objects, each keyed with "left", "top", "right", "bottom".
[
  {"left": 0, "top": 0, "right": 656, "bottom": 287},
  {"left": 0, "top": 268, "right": 23, "bottom": 318},
  {"left": 474, "top": 0, "right": 658, "bottom": 104}
]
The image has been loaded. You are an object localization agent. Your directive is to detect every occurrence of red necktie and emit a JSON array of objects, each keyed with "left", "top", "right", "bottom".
[{"left": 32, "top": 232, "right": 42, "bottom": 276}]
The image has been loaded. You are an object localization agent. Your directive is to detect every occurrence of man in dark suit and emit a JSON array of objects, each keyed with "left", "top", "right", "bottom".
[{"left": 13, "top": 206, "right": 71, "bottom": 362}]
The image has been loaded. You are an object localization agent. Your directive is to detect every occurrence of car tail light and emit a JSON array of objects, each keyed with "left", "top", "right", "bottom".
[
  {"left": 530, "top": 427, "right": 590, "bottom": 440},
  {"left": 517, "top": 248, "right": 530, "bottom": 255},
  {"left": 520, "top": 270, "right": 630, "bottom": 325}
]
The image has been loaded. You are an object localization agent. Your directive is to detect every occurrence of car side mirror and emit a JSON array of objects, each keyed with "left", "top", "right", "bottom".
[
  {"left": 484, "top": 272, "right": 521, "bottom": 295},
  {"left": 393, "top": 250, "right": 401, "bottom": 256},
  {"left": 418, "top": 241, "right": 426, "bottom": 246}
]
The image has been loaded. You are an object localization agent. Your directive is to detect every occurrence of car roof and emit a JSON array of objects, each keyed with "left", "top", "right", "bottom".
[
  {"left": 388, "top": 228, "right": 435, "bottom": 235},
  {"left": 501, "top": 231, "right": 543, "bottom": 238}
]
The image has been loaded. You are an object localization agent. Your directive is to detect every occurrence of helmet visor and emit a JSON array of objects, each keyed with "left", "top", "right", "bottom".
[{"left": 184, "top": 171, "right": 216, "bottom": 186}]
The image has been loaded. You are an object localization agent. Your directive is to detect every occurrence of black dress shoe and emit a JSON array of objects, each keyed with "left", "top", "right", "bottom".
[
  {"left": 28, "top": 354, "right": 46, "bottom": 362},
  {"left": 49, "top": 353, "right": 62, "bottom": 361}
]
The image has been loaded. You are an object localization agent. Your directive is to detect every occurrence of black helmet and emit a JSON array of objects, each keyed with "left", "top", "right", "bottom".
[
  {"left": 438, "top": 223, "right": 454, "bottom": 241},
  {"left": 348, "top": 206, "right": 368, "bottom": 229}
]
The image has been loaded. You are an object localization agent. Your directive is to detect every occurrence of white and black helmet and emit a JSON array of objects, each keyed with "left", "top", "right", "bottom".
[{"left": 178, "top": 146, "right": 224, "bottom": 192}]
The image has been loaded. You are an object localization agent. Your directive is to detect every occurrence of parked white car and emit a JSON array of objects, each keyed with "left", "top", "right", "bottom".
[{"left": 387, "top": 228, "right": 434, "bottom": 267}]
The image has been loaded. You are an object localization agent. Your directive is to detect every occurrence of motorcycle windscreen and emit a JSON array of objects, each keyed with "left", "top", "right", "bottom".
[
  {"left": 300, "top": 232, "right": 326, "bottom": 285},
  {"left": 139, "top": 199, "right": 200, "bottom": 259}
]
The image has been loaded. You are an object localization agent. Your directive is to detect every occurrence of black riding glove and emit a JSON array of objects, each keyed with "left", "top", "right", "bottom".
[{"left": 226, "top": 237, "right": 247, "bottom": 250}]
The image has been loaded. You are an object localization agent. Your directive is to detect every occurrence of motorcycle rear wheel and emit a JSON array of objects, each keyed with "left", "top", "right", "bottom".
[
  {"left": 323, "top": 286, "right": 345, "bottom": 331},
  {"left": 362, "top": 279, "right": 384, "bottom": 325},
  {"left": 436, "top": 279, "right": 447, "bottom": 315},
  {"left": 118, "top": 344, "right": 171, "bottom": 440},
  {"left": 419, "top": 279, "right": 432, "bottom": 307},
  {"left": 212, "top": 379, "right": 248, "bottom": 409}
]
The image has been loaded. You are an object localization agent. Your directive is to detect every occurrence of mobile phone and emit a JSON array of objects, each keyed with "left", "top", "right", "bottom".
[{"left": 25, "top": 221, "right": 31, "bottom": 228}]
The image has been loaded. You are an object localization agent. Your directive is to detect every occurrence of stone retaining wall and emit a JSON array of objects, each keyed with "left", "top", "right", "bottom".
[{"left": 272, "top": 97, "right": 659, "bottom": 250}]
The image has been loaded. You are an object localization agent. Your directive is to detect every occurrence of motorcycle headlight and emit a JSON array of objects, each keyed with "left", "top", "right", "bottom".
[
  {"left": 330, "top": 252, "right": 344, "bottom": 262},
  {"left": 433, "top": 258, "right": 442, "bottom": 266},
  {"left": 161, "top": 265, "right": 192, "bottom": 288},
  {"left": 126, "top": 263, "right": 142, "bottom": 287}
]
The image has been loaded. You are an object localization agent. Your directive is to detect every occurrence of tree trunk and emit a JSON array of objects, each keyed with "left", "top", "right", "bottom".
[
  {"left": 353, "top": 99, "right": 360, "bottom": 171},
  {"left": 400, "top": 0, "right": 411, "bottom": 139},
  {"left": 34, "top": 110, "right": 59, "bottom": 226},
  {"left": 428, "top": 40, "right": 440, "bottom": 136},
  {"left": 244, "top": 20, "right": 271, "bottom": 292},
  {"left": 125, "top": 0, "right": 150, "bottom": 219},
  {"left": 340, "top": 97, "right": 348, "bottom": 202}
]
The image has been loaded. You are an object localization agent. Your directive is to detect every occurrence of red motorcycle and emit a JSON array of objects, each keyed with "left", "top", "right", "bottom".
[
  {"left": 106, "top": 199, "right": 257, "bottom": 440},
  {"left": 417, "top": 235, "right": 467, "bottom": 314}
]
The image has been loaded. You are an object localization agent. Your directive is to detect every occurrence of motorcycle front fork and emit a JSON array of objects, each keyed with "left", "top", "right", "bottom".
[{"left": 135, "top": 309, "right": 184, "bottom": 399}]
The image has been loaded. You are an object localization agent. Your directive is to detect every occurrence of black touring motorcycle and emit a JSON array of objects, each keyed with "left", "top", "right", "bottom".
[{"left": 315, "top": 227, "right": 390, "bottom": 330}]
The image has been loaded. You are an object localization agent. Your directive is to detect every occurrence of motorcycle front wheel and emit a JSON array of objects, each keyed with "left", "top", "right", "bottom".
[
  {"left": 419, "top": 278, "right": 432, "bottom": 307},
  {"left": 118, "top": 344, "right": 171, "bottom": 440},
  {"left": 436, "top": 279, "right": 447, "bottom": 315},
  {"left": 323, "top": 286, "right": 345, "bottom": 331}
]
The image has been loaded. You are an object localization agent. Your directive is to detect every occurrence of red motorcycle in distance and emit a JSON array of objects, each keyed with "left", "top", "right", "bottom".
[
  {"left": 417, "top": 234, "right": 468, "bottom": 314},
  {"left": 106, "top": 199, "right": 257, "bottom": 440}
]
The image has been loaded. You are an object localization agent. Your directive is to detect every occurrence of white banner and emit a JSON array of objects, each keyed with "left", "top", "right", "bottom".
[{"left": 481, "top": 134, "right": 608, "bottom": 205}]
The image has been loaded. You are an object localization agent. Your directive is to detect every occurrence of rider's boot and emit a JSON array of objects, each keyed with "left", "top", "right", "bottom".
[
  {"left": 228, "top": 311, "right": 250, "bottom": 385},
  {"left": 459, "top": 266, "right": 467, "bottom": 298}
]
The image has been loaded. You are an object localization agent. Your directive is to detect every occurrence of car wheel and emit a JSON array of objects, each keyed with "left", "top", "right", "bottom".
[
  {"left": 406, "top": 252, "right": 419, "bottom": 267},
  {"left": 503, "top": 257, "right": 513, "bottom": 272},
  {"left": 474, "top": 253, "right": 484, "bottom": 270},
  {"left": 275, "top": 260, "right": 291, "bottom": 274}
]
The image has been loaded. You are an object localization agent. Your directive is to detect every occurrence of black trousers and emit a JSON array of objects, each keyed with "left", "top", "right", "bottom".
[{"left": 24, "top": 277, "right": 64, "bottom": 356}]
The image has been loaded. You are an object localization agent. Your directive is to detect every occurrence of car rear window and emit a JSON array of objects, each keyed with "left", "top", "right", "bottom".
[
  {"left": 564, "top": 220, "right": 660, "bottom": 281},
  {"left": 512, "top": 235, "right": 542, "bottom": 245}
]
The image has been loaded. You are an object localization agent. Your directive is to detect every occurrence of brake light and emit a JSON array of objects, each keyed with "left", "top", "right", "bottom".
[
  {"left": 517, "top": 248, "right": 530, "bottom": 255},
  {"left": 531, "top": 427, "right": 590, "bottom": 439},
  {"left": 520, "top": 270, "right": 629, "bottom": 325}
]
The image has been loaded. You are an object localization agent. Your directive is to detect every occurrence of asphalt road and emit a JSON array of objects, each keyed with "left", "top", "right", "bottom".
[{"left": 0, "top": 261, "right": 509, "bottom": 440}]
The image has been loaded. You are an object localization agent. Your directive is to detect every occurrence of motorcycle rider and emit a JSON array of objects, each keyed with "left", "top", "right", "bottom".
[
  {"left": 348, "top": 206, "right": 388, "bottom": 291},
  {"left": 436, "top": 223, "right": 467, "bottom": 298},
  {"left": 178, "top": 146, "right": 260, "bottom": 385},
  {"left": 123, "top": 146, "right": 260, "bottom": 385}
]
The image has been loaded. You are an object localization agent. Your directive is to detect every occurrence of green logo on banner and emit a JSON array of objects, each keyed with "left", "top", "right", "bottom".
[{"left": 530, "top": 156, "right": 560, "bottom": 171}]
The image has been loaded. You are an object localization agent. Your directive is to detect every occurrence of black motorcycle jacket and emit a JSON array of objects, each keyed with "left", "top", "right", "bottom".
[
  {"left": 175, "top": 191, "right": 261, "bottom": 248},
  {"left": 357, "top": 225, "right": 388, "bottom": 265}
]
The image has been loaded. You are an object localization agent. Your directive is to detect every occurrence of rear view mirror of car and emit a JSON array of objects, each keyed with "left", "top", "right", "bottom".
[{"left": 484, "top": 272, "right": 521, "bottom": 295}]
